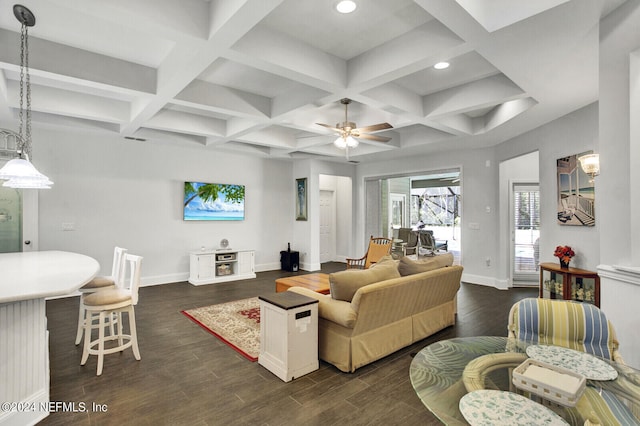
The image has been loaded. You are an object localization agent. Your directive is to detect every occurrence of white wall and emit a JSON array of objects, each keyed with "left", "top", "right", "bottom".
[
  {"left": 494, "top": 104, "right": 600, "bottom": 273},
  {"left": 356, "top": 103, "right": 600, "bottom": 287},
  {"left": 597, "top": 0, "right": 640, "bottom": 369},
  {"left": 31, "top": 127, "right": 293, "bottom": 285}
]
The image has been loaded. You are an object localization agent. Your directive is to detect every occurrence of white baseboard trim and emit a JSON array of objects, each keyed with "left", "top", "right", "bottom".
[
  {"left": 256, "top": 262, "right": 281, "bottom": 272},
  {"left": 301, "top": 262, "right": 322, "bottom": 272},
  {"left": 462, "top": 273, "right": 509, "bottom": 290},
  {"left": 0, "top": 388, "right": 49, "bottom": 426},
  {"left": 141, "top": 273, "right": 188, "bottom": 287}
]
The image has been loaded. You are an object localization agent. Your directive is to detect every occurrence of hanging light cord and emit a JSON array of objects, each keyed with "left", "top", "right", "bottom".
[{"left": 18, "top": 18, "right": 32, "bottom": 160}]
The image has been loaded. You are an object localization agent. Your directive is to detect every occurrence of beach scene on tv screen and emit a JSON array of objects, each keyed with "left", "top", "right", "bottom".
[{"left": 184, "top": 182, "right": 245, "bottom": 221}]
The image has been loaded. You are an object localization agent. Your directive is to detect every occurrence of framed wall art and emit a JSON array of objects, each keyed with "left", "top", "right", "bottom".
[
  {"left": 556, "top": 152, "right": 595, "bottom": 226},
  {"left": 296, "top": 178, "right": 307, "bottom": 221}
]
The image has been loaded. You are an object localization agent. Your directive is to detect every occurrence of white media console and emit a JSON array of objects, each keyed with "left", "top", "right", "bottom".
[{"left": 189, "top": 249, "right": 255, "bottom": 285}]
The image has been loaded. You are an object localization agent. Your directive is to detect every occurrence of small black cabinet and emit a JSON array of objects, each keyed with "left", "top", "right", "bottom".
[{"left": 280, "top": 250, "right": 299, "bottom": 272}]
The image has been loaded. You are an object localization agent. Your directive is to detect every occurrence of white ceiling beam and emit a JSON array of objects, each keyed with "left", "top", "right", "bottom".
[
  {"left": 235, "top": 127, "right": 298, "bottom": 149},
  {"left": 44, "top": 0, "right": 211, "bottom": 43},
  {"left": 424, "top": 115, "right": 475, "bottom": 135},
  {"left": 483, "top": 97, "right": 537, "bottom": 132},
  {"left": 5, "top": 81, "right": 130, "bottom": 124},
  {"left": 134, "top": 128, "right": 207, "bottom": 146},
  {"left": 121, "top": 0, "right": 285, "bottom": 135},
  {"left": 175, "top": 81, "right": 270, "bottom": 118},
  {"left": 224, "top": 117, "right": 265, "bottom": 139},
  {"left": 0, "top": 29, "right": 156, "bottom": 95},
  {"left": 361, "top": 83, "right": 424, "bottom": 117},
  {"left": 145, "top": 110, "right": 226, "bottom": 137},
  {"left": 423, "top": 74, "right": 526, "bottom": 118},
  {"left": 271, "top": 86, "right": 331, "bottom": 118},
  {"left": 228, "top": 26, "right": 347, "bottom": 92}
]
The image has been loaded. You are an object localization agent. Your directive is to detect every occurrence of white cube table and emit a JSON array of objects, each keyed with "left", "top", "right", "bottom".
[{"left": 258, "top": 292, "right": 319, "bottom": 382}]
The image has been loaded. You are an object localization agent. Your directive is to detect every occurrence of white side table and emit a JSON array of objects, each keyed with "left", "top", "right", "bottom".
[{"left": 258, "top": 292, "right": 319, "bottom": 382}]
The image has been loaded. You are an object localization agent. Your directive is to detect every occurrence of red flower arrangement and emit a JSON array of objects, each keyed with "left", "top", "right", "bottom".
[{"left": 554, "top": 245, "right": 575, "bottom": 264}]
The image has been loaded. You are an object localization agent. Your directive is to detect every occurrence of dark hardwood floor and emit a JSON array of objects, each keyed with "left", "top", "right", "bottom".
[{"left": 41, "top": 263, "right": 536, "bottom": 426}]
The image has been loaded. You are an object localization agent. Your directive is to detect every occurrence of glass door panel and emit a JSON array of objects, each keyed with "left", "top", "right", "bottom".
[
  {"left": 0, "top": 186, "right": 22, "bottom": 253},
  {"left": 512, "top": 183, "right": 540, "bottom": 283}
]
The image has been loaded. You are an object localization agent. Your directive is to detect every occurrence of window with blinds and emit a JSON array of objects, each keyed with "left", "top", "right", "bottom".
[{"left": 513, "top": 184, "right": 540, "bottom": 280}]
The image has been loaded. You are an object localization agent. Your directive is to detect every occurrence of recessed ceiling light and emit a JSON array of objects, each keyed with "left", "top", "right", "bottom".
[
  {"left": 434, "top": 62, "right": 450, "bottom": 70},
  {"left": 336, "top": 1, "right": 357, "bottom": 14}
]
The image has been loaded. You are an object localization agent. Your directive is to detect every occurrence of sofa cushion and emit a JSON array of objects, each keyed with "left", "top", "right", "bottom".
[
  {"left": 330, "top": 260, "right": 400, "bottom": 302},
  {"left": 371, "top": 254, "right": 397, "bottom": 268},
  {"left": 398, "top": 253, "right": 454, "bottom": 276}
]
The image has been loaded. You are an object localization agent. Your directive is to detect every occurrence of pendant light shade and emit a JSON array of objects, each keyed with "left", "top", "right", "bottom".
[
  {"left": 0, "top": 158, "right": 53, "bottom": 188},
  {"left": 0, "top": 5, "right": 52, "bottom": 189}
]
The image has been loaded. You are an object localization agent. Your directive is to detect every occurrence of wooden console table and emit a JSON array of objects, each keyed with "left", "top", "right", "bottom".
[{"left": 539, "top": 262, "right": 600, "bottom": 307}]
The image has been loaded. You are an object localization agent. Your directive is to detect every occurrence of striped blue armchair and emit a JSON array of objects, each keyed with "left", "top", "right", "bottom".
[{"left": 507, "top": 297, "right": 623, "bottom": 363}]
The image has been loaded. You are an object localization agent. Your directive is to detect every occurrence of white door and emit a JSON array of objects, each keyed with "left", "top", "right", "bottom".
[
  {"left": 319, "top": 190, "right": 334, "bottom": 263},
  {"left": 511, "top": 183, "right": 540, "bottom": 284}
]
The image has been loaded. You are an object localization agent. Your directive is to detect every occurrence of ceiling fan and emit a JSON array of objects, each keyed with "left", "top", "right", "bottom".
[{"left": 316, "top": 98, "right": 393, "bottom": 150}]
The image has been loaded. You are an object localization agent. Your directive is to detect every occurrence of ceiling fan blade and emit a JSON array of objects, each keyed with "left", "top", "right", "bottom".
[
  {"left": 353, "top": 122, "right": 393, "bottom": 133},
  {"left": 316, "top": 122, "right": 342, "bottom": 133},
  {"left": 356, "top": 133, "right": 392, "bottom": 142}
]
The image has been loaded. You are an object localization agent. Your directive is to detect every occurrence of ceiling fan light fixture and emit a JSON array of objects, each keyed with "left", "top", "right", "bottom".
[
  {"left": 345, "top": 135, "right": 358, "bottom": 148},
  {"left": 336, "top": 0, "right": 357, "bottom": 14},
  {"left": 334, "top": 136, "right": 347, "bottom": 149},
  {"left": 434, "top": 61, "right": 450, "bottom": 70}
]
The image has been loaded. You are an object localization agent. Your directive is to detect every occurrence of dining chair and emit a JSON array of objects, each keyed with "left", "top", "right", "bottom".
[
  {"left": 507, "top": 297, "right": 623, "bottom": 363},
  {"left": 345, "top": 236, "right": 392, "bottom": 269},
  {"left": 397, "top": 227, "right": 418, "bottom": 256},
  {"left": 75, "top": 246, "right": 127, "bottom": 345},
  {"left": 80, "top": 253, "right": 143, "bottom": 376},
  {"left": 508, "top": 298, "right": 640, "bottom": 424}
]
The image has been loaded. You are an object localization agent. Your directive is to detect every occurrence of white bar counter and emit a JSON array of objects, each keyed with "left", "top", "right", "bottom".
[{"left": 0, "top": 251, "right": 99, "bottom": 426}]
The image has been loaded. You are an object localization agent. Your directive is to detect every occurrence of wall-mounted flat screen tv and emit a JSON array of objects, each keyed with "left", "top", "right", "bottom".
[{"left": 183, "top": 181, "right": 245, "bottom": 221}]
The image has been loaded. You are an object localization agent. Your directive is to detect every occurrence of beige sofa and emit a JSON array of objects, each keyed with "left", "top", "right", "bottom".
[{"left": 288, "top": 254, "right": 463, "bottom": 372}]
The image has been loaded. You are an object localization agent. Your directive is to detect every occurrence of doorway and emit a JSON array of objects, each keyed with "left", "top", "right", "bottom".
[{"left": 365, "top": 169, "right": 461, "bottom": 263}]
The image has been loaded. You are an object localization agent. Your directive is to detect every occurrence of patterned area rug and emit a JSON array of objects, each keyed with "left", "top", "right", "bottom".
[{"left": 182, "top": 297, "right": 260, "bottom": 361}]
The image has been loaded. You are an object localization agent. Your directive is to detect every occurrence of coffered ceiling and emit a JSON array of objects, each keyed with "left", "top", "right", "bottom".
[{"left": 0, "top": 0, "right": 628, "bottom": 163}]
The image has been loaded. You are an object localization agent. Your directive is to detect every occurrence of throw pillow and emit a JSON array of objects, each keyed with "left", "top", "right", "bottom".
[
  {"left": 398, "top": 253, "right": 454, "bottom": 276},
  {"left": 330, "top": 261, "right": 400, "bottom": 302}
]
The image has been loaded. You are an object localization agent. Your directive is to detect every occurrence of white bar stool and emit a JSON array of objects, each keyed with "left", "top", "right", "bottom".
[
  {"left": 75, "top": 247, "right": 127, "bottom": 345},
  {"left": 80, "top": 253, "right": 143, "bottom": 376}
]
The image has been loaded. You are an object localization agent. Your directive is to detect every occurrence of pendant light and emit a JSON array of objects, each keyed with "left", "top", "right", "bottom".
[{"left": 0, "top": 5, "right": 53, "bottom": 189}]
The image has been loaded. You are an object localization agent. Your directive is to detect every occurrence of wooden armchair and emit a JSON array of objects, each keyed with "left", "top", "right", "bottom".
[{"left": 346, "top": 236, "right": 392, "bottom": 269}]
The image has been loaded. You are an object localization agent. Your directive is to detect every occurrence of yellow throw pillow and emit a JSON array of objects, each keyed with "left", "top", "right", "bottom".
[
  {"left": 330, "top": 261, "right": 400, "bottom": 302},
  {"left": 398, "top": 253, "right": 454, "bottom": 276}
]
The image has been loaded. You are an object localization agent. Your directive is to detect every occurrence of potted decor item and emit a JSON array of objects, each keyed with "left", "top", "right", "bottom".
[{"left": 554, "top": 245, "right": 575, "bottom": 269}]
